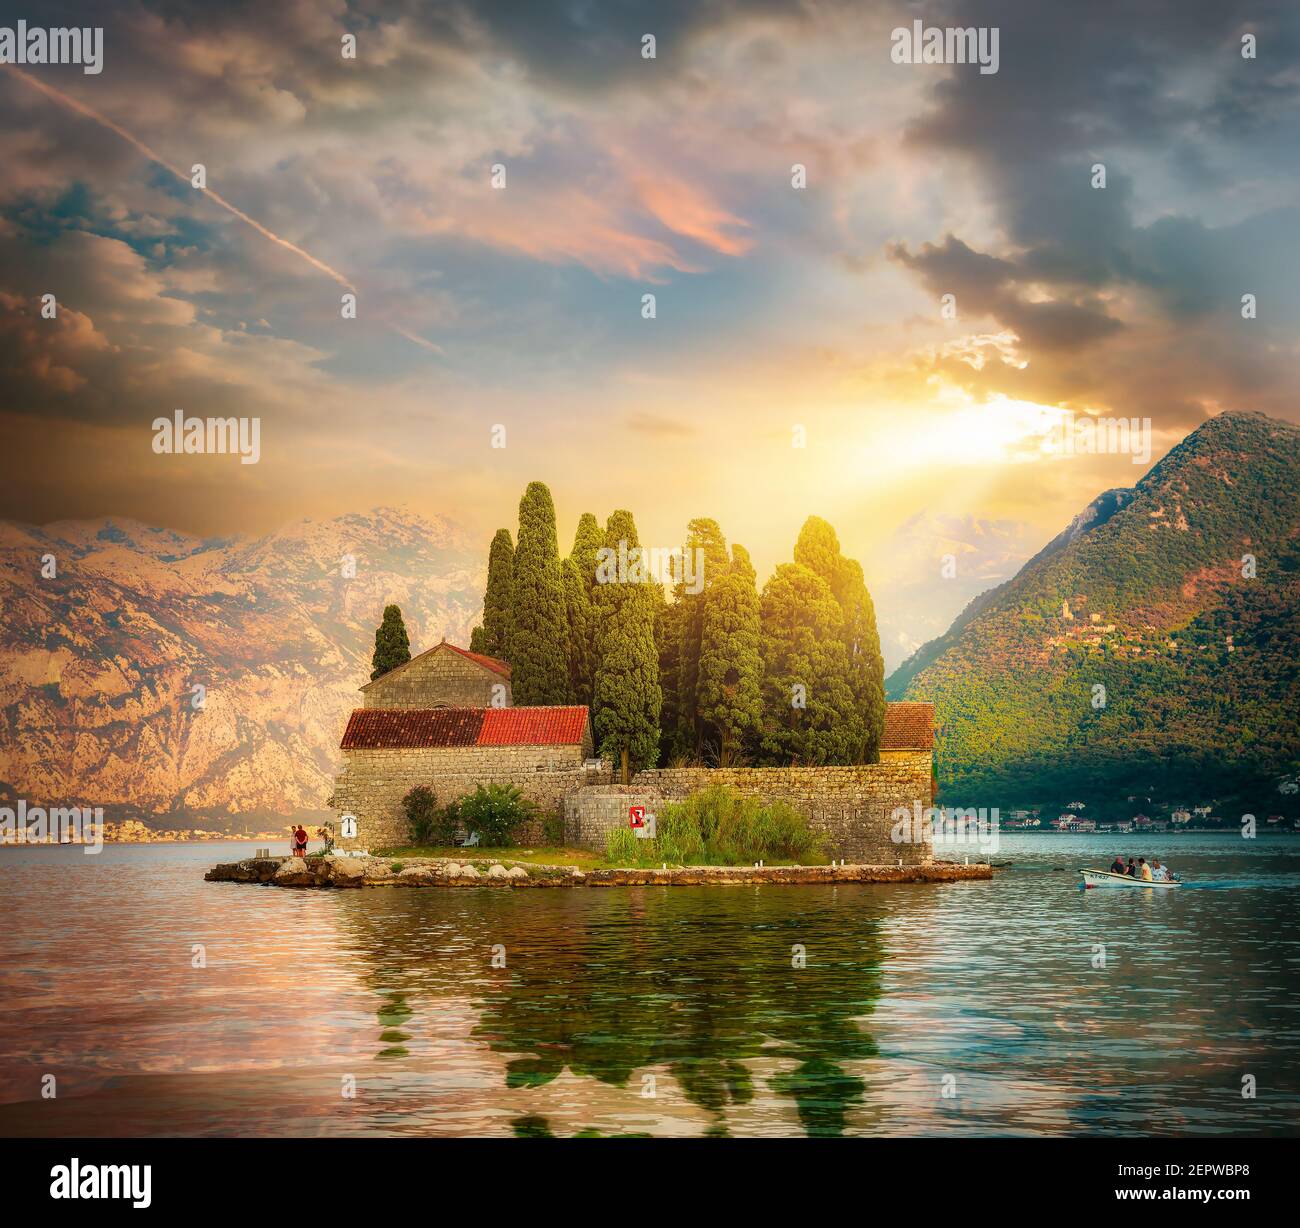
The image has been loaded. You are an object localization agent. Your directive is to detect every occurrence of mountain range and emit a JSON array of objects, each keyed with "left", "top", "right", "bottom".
[
  {"left": 3, "top": 411, "right": 1296, "bottom": 826},
  {"left": 889, "top": 411, "right": 1300, "bottom": 809},
  {"left": 0, "top": 508, "right": 483, "bottom": 824}
]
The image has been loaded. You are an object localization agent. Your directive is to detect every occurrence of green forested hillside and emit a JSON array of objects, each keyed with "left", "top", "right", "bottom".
[{"left": 891, "top": 411, "right": 1300, "bottom": 809}]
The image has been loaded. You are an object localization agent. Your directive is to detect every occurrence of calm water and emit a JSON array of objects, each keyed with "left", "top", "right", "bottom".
[{"left": 1, "top": 833, "right": 1297, "bottom": 1137}]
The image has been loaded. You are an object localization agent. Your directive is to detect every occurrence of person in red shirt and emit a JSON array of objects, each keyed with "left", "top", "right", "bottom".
[{"left": 293, "top": 825, "right": 308, "bottom": 857}]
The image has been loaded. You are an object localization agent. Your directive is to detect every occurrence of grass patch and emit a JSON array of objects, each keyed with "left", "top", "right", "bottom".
[{"left": 606, "top": 785, "right": 828, "bottom": 868}]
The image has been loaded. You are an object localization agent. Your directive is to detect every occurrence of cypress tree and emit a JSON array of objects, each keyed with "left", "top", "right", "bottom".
[
  {"left": 570, "top": 512, "right": 604, "bottom": 595},
  {"left": 793, "top": 517, "right": 886, "bottom": 761},
  {"left": 510, "top": 482, "right": 569, "bottom": 704},
  {"left": 757, "top": 563, "right": 860, "bottom": 764},
  {"left": 592, "top": 509, "right": 662, "bottom": 775},
  {"left": 698, "top": 543, "right": 763, "bottom": 762},
  {"left": 481, "top": 528, "right": 515, "bottom": 661},
  {"left": 675, "top": 518, "right": 730, "bottom": 755},
  {"left": 657, "top": 597, "right": 685, "bottom": 764},
  {"left": 370, "top": 603, "right": 412, "bottom": 680},
  {"left": 560, "top": 556, "right": 595, "bottom": 704},
  {"left": 567, "top": 513, "right": 602, "bottom": 689},
  {"left": 469, "top": 625, "right": 486, "bottom": 653}
]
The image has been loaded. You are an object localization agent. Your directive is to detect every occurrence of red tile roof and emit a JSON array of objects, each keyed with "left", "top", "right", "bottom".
[
  {"left": 341, "top": 706, "right": 588, "bottom": 750},
  {"left": 441, "top": 642, "right": 511, "bottom": 679},
  {"left": 478, "top": 706, "right": 590, "bottom": 746},
  {"left": 341, "top": 708, "right": 485, "bottom": 749},
  {"left": 880, "top": 702, "right": 935, "bottom": 751}
]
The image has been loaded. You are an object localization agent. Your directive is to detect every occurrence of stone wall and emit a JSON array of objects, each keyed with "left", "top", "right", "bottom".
[
  {"left": 362, "top": 648, "right": 510, "bottom": 709},
  {"left": 564, "top": 786, "right": 665, "bottom": 852},
  {"left": 333, "top": 747, "right": 934, "bottom": 863},
  {"left": 582, "top": 760, "right": 935, "bottom": 864},
  {"left": 330, "top": 743, "right": 600, "bottom": 850}
]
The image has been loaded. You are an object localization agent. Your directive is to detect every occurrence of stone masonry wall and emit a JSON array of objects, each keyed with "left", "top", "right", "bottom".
[
  {"left": 563, "top": 759, "right": 935, "bottom": 864},
  {"left": 331, "top": 743, "right": 593, "bottom": 850},
  {"left": 564, "top": 786, "right": 666, "bottom": 851},
  {"left": 363, "top": 649, "right": 510, "bottom": 709}
]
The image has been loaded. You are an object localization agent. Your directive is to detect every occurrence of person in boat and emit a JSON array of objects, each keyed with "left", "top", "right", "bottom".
[
  {"left": 1125, "top": 858, "right": 1138, "bottom": 877},
  {"left": 1109, "top": 855, "right": 1126, "bottom": 875},
  {"left": 1151, "top": 858, "right": 1169, "bottom": 882},
  {"left": 1138, "top": 857, "right": 1153, "bottom": 882}
]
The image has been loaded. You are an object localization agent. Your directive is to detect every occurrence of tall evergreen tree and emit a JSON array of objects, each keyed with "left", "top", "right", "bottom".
[
  {"left": 566, "top": 513, "right": 602, "bottom": 687},
  {"left": 469, "top": 625, "right": 486, "bottom": 653},
  {"left": 370, "top": 603, "right": 412, "bottom": 680},
  {"left": 698, "top": 544, "right": 764, "bottom": 762},
  {"left": 570, "top": 512, "right": 604, "bottom": 595},
  {"left": 560, "top": 556, "right": 595, "bottom": 704},
  {"left": 757, "top": 563, "right": 860, "bottom": 764},
  {"left": 592, "top": 509, "right": 662, "bottom": 776},
  {"left": 675, "top": 518, "right": 731, "bottom": 755},
  {"left": 657, "top": 597, "right": 685, "bottom": 763},
  {"left": 481, "top": 527, "right": 515, "bottom": 661},
  {"left": 793, "top": 516, "right": 887, "bottom": 761},
  {"left": 510, "top": 482, "right": 569, "bottom": 704}
]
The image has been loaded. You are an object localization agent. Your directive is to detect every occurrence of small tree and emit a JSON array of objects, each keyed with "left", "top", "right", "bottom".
[
  {"left": 453, "top": 783, "right": 537, "bottom": 847},
  {"left": 403, "top": 786, "right": 458, "bottom": 846},
  {"left": 371, "top": 604, "right": 412, "bottom": 680},
  {"left": 403, "top": 786, "right": 438, "bottom": 845}
]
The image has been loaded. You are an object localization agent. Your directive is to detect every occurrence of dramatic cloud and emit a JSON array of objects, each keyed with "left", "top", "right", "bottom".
[{"left": 0, "top": 0, "right": 1296, "bottom": 586}]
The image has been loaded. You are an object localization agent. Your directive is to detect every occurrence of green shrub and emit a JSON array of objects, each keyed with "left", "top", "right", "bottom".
[
  {"left": 604, "top": 787, "right": 822, "bottom": 866},
  {"left": 429, "top": 806, "right": 461, "bottom": 846},
  {"left": 654, "top": 804, "right": 705, "bottom": 865},
  {"left": 651, "top": 786, "right": 822, "bottom": 865},
  {"left": 402, "top": 786, "right": 440, "bottom": 845},
  {"left": 541, "top": 812, "right": 566, "bottom": 845},
  {"left": 605, "top": 826, "right": 640, "bottom": 865},
  {"left": 454, "top": 783, "right": 536, "bottom": 848}
]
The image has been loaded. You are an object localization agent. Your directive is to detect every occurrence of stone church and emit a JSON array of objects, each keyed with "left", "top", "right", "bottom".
[
  {"left": 331, "top": 640, "right": 596, "bottom": 848},
  {"left": 330, "top": 639, "right": 936, "bottom": 862}
]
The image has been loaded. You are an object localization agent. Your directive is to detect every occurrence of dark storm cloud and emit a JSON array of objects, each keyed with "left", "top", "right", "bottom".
[
  {"left": 890, "top": 0, "right": 1300, "bottom": 421},
  {"left": 888, "top": 235, "right": 1124, "bottom": 352}
]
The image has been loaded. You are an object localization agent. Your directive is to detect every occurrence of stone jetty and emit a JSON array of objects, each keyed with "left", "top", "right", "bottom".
[{"left": 205, "top": 853, "right": 993, "bottom": 889}]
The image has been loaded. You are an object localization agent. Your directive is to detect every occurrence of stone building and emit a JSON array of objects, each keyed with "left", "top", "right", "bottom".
[
  {"left": 331, "top": 640, "right": 936, "bottom": 863},
  {"left": 361, "top": 639, "right": 512, "bottom": 709},
  {"left": 875, "top": 701, "right": 935, "bottom": 766},
  {"left": 331, "top": 705, "right": 595, "bottom": 848}
]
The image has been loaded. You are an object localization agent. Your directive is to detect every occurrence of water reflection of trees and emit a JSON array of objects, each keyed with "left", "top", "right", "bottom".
[{"left": 337, "top": 886, "right": 884, "bottom": 1136}]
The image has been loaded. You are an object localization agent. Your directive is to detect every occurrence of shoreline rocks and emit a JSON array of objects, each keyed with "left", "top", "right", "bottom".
[{"left": 205, "top": 853, "right": 994, "bottom": 890}]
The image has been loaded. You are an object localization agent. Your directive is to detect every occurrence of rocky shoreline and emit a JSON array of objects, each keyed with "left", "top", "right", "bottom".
[{"left": 204, "top": 853, "right": 994, "bottom": 889}]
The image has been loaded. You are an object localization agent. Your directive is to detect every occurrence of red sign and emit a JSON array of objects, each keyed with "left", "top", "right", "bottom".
[{"left": 629, "top": 805, "right": 645, "bottom": 828}]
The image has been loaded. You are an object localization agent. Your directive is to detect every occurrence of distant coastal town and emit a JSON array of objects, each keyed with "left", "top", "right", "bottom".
[
  {"left": 994, "top": 803, "right": 1299, "bottom": 834},
  {"left": 0, "top": 817, "right": 299, "bottom": 845}
]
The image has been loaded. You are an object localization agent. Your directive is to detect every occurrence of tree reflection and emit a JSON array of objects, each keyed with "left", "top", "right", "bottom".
[
  {"left": 337, "top": 886, "right": 885, "bottom": 1135},
  {"left": 470, "top": 888, "right": 883, "bottom": 1135}
]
